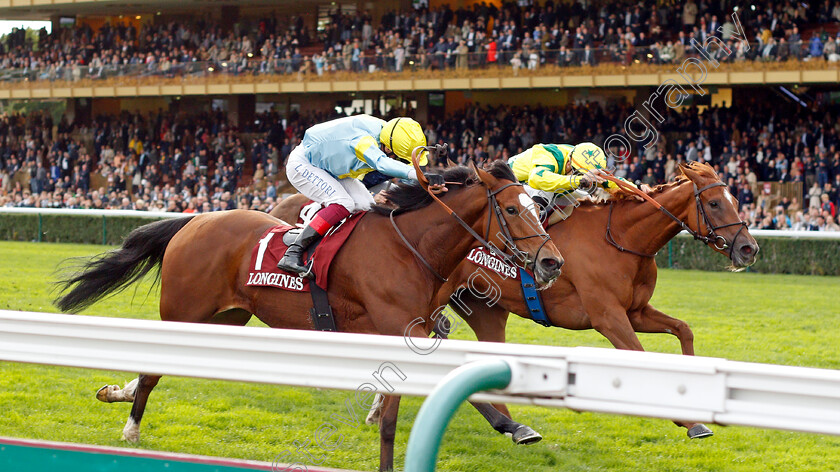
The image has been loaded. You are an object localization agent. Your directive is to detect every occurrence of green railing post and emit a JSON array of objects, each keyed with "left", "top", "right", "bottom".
[
  {"left": 405, "top": 359, "right": 512, "bottom": 472},
  {"left": 37, "top": 213, "right": 42, "bottom": 242},
  {"left": 102, "top": 215, "right": 107, "bottom": 245},
  {"left": 668, "top": 240, "right": 673, "bottom": 268}
]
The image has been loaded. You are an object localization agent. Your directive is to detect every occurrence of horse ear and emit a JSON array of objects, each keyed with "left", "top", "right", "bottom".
[
  {"left": 680, "top": 162, "right": 700, "bottom": 182},
  {"left": 446, "top": 157, "right": 457, "bottom": 167},
  {"left": 470, "top": 160, "right": 498, "bottom": 187}
]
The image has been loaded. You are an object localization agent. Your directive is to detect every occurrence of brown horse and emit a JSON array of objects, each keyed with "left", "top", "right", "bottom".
[
  {"left": 434, "top": 161, "right": 758, "bottom": 439},
  {"left": 275, "top": 162, "right": 759, "bottom": 441},
  {"left": 55, "top": 161, "right": 563, "bottom": 472}
]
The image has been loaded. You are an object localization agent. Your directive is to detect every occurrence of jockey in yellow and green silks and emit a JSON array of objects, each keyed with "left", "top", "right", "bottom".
[{"left": 507, "top": 142, "right": 635, "bottom": 221}]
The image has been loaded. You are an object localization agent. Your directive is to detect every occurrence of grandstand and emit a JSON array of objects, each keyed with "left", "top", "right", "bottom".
[
  {"left": 2, "top": 2, "right": 840, "bottom": 472},
  {"left": 0, "top": 0, "right": 838, "bottom": 231}
]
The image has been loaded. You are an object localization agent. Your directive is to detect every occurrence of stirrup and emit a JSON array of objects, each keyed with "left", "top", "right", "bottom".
[{"left": 298, "top": 260, "right": 314, "bottom": 279}]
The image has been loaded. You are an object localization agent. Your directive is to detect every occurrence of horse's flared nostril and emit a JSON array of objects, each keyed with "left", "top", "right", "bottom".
[
  {"left": 539, "top": 257, "right": 563, "bottom": 275},
  {"left": 740, "top": 244, "right": 757, "bottom": 256}
]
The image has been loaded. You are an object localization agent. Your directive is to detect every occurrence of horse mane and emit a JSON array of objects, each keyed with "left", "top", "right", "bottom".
[
  {"left": 575, "top": 170, "right": 691, "bottom": 208},
  {"left": 370, "top": 160, "right": 515, "bottom": 216}
]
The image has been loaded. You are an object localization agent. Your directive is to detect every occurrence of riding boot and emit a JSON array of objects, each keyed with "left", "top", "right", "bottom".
[
  {"left": 532, "top": 195, "right": 553, "bottom": 225},
  {"left": 276, "top": 225, "right": 322, "bottom": 277}
]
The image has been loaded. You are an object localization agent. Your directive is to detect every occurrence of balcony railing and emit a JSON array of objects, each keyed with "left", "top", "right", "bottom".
[{"left": 0, "top": 43, "right": 837, "bottom": 88}]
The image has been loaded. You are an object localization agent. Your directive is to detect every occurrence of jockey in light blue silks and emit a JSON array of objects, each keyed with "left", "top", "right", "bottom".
[{"left": 277, "top": 115, "right": 430, "bottom": 276}]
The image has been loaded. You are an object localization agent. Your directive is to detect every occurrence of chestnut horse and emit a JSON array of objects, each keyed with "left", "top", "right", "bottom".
[
  {"left": 55, "top": 160, "right": 563, "bottom": 472},
  {"left": 275, "top": 162, "right": 759, "bottom": 441},
  {"left": 435, "top": 161, "right": 758, "bottom": 439}
]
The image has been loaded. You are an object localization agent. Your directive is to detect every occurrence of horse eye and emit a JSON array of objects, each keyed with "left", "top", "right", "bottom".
[
  {"left": 710, "top": 201, "right": 719, "bottom": 208},
  {"left": 506, "top": 206, "right": 517, "bottom": 215}
]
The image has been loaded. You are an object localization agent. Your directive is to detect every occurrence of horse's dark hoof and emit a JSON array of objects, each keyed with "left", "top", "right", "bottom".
[
  {"left": 512, "top": 425, "right": 543, "bottom": 445},
  {"left": 687, "top": 424, "right": 714, "bottom": 439}
]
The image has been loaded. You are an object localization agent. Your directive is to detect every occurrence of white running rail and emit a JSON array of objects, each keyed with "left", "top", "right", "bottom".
[{"left": 1, "top": 310, "right": 840, "bottom": 435}]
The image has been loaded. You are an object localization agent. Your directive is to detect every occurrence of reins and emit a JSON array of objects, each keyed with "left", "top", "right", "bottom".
[
  {"left": 389, "top": 145, "right": 548, "bottom": 282},
  {"left": 599, "top": 171, "right": 748, "bottom": 258}
]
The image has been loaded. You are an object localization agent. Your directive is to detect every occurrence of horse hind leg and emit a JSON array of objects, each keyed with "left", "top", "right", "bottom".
[
  {"left": 470, "top": 402, "right": 542, "bottom": 445},
  {"left": 379, "top": 395, "right": 401, "bottom": 472},
  {"left": 122, "top": 374, "right": 161, "bottom": 443},
  {"left": 365, "top": 393, "right": 384, "bottom": 425},
  {"left": 97, "top": 377, "right": 139, "bottom": 403}
]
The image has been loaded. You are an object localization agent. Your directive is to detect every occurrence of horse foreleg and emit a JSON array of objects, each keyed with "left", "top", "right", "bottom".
[
  {"left": 378, "top": 395, "right": 401, "bottom": 472},
  {"left": 582, "top": 296, "right": 645, "bottom": 351},
  {"left": 628, "top": 304, "right": 710, "bottom": 438},
  {"left": 122, "top": 374, "right": 161, "bottom": 443},
  {"left": 628, "top": 303, "right": 695, "bottom": 355},
  {"left": 454, "top": 299, "right": 542, "bottom": 444}
]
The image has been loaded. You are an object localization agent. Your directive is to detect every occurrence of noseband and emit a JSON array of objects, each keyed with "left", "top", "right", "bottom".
[{"left": 692, "top": 182, "right": 748, "bottom": 254}]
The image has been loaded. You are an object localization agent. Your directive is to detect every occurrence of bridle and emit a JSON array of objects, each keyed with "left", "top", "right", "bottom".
[
  {"left": 603, "top": 175, "right": 748, "bottom": 259},
  {"left": 390, "top": 145, "right": 550, "bottom": 283}
]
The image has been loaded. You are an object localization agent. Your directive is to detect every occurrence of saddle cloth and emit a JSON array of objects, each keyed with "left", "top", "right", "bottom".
[{"left": 246, "top": 212, "right": 365, "bottom": 291}]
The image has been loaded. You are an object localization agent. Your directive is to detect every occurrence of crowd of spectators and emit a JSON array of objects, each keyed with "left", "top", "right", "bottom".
[
  {"left": 3, "top": 0, "right": 840, "bottom": 81},
  {"left": 1, "top": 92, "right": 839, "bottom": 230}
]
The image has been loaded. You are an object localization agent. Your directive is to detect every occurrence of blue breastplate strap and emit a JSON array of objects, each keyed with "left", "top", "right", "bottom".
[{"left": 519, "top": 268, "right": 551, "bottom": 327}]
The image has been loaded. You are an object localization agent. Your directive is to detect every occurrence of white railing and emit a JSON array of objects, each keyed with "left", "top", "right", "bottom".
[
  {"left": 0, "top": 207, "right": 186, "bottom": 219},
  {"left": 2, "top": 310, "right": 840, "bottom": 436}
]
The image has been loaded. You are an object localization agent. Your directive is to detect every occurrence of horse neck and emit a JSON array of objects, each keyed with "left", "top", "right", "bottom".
[
  {"left": 398, "top": 186, "right": 488, "bottom": 281},
  {"left": 614, "top": 180, "right": 695, "bottom": 255}
]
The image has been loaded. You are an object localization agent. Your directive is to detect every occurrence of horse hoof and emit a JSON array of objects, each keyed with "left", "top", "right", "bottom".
[
  {"left": 96, "top": 385, "right": 119, "bottom": 403},
  {"left": 512, "top": 425, "right": 543, "bottom": 445},
  {"left": 687, "top": 424, "right": 714, "bottom": 439}
]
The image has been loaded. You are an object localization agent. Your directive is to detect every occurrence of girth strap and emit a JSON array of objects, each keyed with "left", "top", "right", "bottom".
[
  {"left": 310, "top": 281, "right": 338, "bottom": 331},
  {"left": 519, "top": 268, "right": 551, "bottom": 327}
]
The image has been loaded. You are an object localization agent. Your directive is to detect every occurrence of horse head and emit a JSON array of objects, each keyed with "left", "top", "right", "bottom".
[
  {"left": 455, "top": 160, "right": 565, "bottom": 286},
  {"left": 678, "top": 162, "right": 759, "bottom": 269}
]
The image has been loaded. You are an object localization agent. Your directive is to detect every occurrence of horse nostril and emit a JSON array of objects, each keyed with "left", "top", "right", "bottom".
[
  {"left": 740, "top": 244, "right": 755, "bottom": 256},
  {"left": 540, "top": 257, "right": 563, "bottom": 272}
]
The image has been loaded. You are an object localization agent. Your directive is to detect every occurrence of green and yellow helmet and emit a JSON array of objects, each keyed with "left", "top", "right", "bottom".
[
  {"left": 568, "top": 142, "right": 607, "bottom": 173},
  {"left": 380, "top": 117, "right": 428, "bottom": 166}
]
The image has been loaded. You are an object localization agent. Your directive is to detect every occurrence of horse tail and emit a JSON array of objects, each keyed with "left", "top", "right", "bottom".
[{"left": 55, "top": 216, "right": 195, "bottom": 313}]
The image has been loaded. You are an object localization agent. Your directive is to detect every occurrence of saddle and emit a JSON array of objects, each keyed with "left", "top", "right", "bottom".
[
  {"left": 246, "top": 212, "right": 366, "bottom": 331},
  {"left": 247, "top": 212, "right": 365, "bottom": 291}
]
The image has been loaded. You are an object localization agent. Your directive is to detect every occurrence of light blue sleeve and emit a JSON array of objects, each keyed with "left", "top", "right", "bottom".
[{"left": 355, "top": 136, "right": 415, "bottom": 180}]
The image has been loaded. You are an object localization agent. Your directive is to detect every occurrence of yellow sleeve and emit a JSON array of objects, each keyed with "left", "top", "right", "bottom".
[
  {"left": 601, "top": 175, "right": 637, "bottom": 193},
  {"left": 527, "top": 166, "right": 581, "bottom": 192}
]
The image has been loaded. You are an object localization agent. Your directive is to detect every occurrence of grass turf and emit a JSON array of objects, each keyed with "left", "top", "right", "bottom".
[{"left": 0, "top": 240, "right": 839, "bottom": 471}]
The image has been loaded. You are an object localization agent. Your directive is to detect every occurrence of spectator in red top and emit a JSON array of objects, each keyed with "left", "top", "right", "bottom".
[{"left": 821, "top": 193, "right": 836, "bottom": 218}]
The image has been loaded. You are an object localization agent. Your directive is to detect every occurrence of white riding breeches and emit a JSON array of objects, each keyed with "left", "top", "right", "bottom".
[
  {"left": 286, "top": 146, "right": 376, "bottom": 213},
  {"left": 523, "top": 184, "right": 582, "bottom": 221}
]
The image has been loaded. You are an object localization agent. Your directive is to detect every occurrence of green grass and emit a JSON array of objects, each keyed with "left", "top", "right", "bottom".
[{"left": 1, "top": 240, "right": 839, "bottom": 471}]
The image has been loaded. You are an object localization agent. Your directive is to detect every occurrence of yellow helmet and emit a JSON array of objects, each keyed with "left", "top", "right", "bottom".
[
  {"left": 568, "top": 142, "right": 607, "bottom": 173},
  {"left": 380, "top": 117, "right": 428, "bottom": 166}
]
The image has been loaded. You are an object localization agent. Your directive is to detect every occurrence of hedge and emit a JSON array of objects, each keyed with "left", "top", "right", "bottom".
[
  {"left": 1, "top": 214, "right": 838, "bottom": 275},
  {"left": 654, "top": 235, "right": 840, "bottom": 276},
  {"left": 0, "top": 213, "right": 167, "bottom": 246}
]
